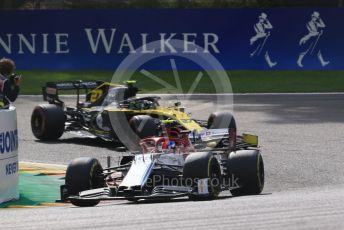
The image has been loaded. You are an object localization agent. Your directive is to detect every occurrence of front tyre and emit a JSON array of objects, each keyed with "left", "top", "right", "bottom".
[
  {"left": 65, "top": 157, "right": 104, "bottom": 207},
  {"left": 183, "top": 152, "right": 221, "bottom": 200},
  {"left": 207, "top": 111, "right": 236, "bottom": 129},
  {"left": 207, "top": 111, "right": 236, "bottom": 149},
  {"left": 228, "top": 150, "right": 264, "bottom": 196},
  {"left": 129, "top": 115, "right": 158, "bottom": 139}
]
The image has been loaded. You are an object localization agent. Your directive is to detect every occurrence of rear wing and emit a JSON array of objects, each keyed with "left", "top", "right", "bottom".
[{"left": 43, "top": 80, "right": 104, "bottom": 104}]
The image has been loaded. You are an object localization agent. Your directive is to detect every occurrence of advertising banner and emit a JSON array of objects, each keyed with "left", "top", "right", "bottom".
[
  {"left": 0, "top": 107, "right": 19, "bottom": 204},
  {"left": 0, "top": 9, "right": 342, "bottom": 70}
]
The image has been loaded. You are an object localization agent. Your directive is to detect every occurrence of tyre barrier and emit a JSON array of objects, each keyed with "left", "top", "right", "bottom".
[{"left": 0, "top": 106, "right": 19, "bottom": 204}]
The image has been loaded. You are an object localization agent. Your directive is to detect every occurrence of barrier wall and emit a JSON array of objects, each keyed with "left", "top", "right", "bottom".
[
  {"left": 0, "top": 106, "right": 19, "bottom": 204},
  {"left": 0, "top": 9, "right": 343, "bottom": 70}
]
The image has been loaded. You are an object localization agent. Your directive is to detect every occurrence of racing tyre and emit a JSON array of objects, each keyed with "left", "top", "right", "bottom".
[
  {"left": 207, "top": 111, "right": 236, "bottom": 149},
  {"left": 183, "top": 152, "right": 221, "bottom": 200},
  {"left": 129, "top": 115, "right": 158, "bottom": 139},
  {"left": 31, "top": 104, "right": 65, "bottom": 140},
  {"left": 228, "top": 150, "right": 264, "bottom": 196},
  {"left": 207, "top": 111, "right": 236, "bottom": 129},
  {"left": 65, "top": 157, "right": 104, "bottom": 207}
]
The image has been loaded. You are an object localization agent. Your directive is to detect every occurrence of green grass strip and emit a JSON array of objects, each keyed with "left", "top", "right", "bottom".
[
  {"left": 17, "top": 70, "right": 344, "bottom": 94},
  {"left": 0, "top": 172, "right": 64, "bottom": 208}
]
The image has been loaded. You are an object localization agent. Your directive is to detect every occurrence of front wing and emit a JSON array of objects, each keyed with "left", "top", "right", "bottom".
[{"left": 61, "top": 185, "right": 193, "bottom": 203}]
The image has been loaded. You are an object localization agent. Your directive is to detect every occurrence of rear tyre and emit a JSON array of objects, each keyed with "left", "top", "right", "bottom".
[
  {"left": 228, "top": 150, "right": 264, "bottom": 196},
  {"left": 129, "top": 115, "right": 158, "bottom": 139},
  {"left": 183, "top": 152, "right": 221, "bottom": 200},
  {"left": 31, "top": 104, "right": 65, "bottom": 140},
  {"left": 65, "top": 157, "right": 104, "bottom": 207}
]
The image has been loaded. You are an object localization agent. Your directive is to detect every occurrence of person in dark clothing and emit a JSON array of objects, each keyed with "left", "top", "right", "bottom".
[{"left": 0, "top": 58, "right": 21, "bottom": 109}]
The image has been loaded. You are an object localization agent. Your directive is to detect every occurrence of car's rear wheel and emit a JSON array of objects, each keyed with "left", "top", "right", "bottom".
[
  {"left": 227, "top": 150, "right": 264, "bottom": 196},
  {"left": 65, "top": 157, "right": 104, "bottom": 207},
  {"left": 31, "top": 104, "right": 65, "bottom": 140},
  {"left": 183, "top": 152, "right": 221, "bottom": 200}
]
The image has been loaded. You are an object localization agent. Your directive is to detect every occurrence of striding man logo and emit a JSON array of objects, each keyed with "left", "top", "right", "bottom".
[
  {"left": 297, "top": 11, "right": 330, "bottom": 68},
  {"left": 249, "top": 12, "right": 277, "bottom": 68}
]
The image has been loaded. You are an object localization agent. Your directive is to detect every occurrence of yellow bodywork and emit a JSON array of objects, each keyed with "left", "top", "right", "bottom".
[
  {"left": 103, "top": 106, "right": 204, "bottom": 132},
  {"left": 83, "top": 82, "right": 258, "bottom": 146},
  {"left": 84, "top": 82, "right": 204, "bottom": 131},
  {"left": 87, "top": 82, "right": 123, "bottom": 103},
  {"left": 242, "top": 133, "right": 258, "bottom": 147}
]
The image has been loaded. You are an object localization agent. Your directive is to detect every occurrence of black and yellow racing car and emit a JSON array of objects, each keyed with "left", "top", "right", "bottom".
[{"left": 31, "top": 80, "right": 259, "bottom": 152}]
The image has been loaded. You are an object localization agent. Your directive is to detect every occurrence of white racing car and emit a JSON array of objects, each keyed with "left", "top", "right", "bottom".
[{"left": 59, "top": 112, "right": 264, "bottom": 207}]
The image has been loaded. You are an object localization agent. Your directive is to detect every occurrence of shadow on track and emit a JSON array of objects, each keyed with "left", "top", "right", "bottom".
[
  {"left": 159, "top": 94, "right": 344, "bottom": 124},
  {"left": 234, "top": 94, "right": 344, "bottom": 124},
  {"left": 95, "top": 193, "right": 272, "bottom": 207},
  {"left": 35, "top": 137, "right": 123, "bottom": 151}
]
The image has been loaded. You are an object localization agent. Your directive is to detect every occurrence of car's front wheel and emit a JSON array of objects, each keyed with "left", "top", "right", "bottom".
[
  {"left": 65, "top": 157, "right": 104, "bottom": 207},
  {"left": 183, "top": 152, "right": 222, "bottom": 200}
]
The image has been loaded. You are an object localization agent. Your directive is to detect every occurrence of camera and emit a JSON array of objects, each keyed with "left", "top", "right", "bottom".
[{"left": 8, "top": 73, "right": 21, "bottom": 84}]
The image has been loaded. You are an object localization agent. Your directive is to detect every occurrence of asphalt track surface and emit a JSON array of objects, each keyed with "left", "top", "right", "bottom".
[{"left": 2, "top": 94, "right": 344, "bottom": 229}]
